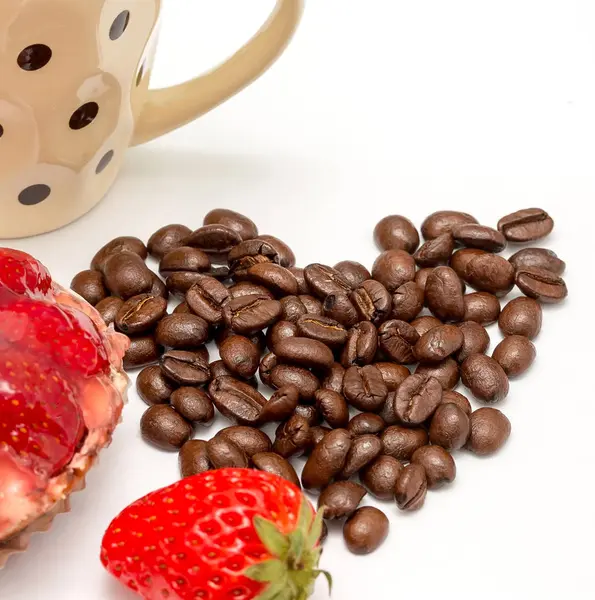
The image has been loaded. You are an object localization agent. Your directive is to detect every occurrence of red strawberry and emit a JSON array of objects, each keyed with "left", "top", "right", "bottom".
[
  {"left": 0, "top": 248, "right": 53, "bottom": 298},
  {"left": 101, "top": 469, "right": 331, "bottom": 600}
]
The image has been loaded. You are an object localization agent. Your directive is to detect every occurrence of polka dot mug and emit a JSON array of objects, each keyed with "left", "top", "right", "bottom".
[{"left": 0, "top": 0, "right": 303, "bottom": 239}]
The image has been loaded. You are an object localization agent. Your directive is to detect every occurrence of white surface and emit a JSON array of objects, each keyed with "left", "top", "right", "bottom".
[{"left": 1, "top": 1, "right": 594, "bottom": 598}]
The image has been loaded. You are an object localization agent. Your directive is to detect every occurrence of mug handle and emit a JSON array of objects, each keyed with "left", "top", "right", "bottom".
[{"left": 131, "top": 0, "right": 303, "bottom": 146}]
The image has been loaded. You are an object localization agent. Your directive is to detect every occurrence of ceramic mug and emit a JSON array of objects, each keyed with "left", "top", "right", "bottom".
[{"left": 0, "top": 0, "right": 303, "bottom": 239}]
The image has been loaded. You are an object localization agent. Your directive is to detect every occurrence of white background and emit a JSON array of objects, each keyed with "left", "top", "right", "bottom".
[{"left": 1, "top": 1, "right": 594, "bottom": 598}]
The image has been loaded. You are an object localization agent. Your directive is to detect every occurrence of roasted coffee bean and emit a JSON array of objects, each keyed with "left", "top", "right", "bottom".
[
  {"left": 155, "top": 314, "right": 209, "bottom": 349},
  {"left": 492, "top": 335, "right": 536, "bottom": 377},
  {"left": 315, "top": 389, "right": 350, "bottom": 428},
  {"left": 267, "top": 320, "right": 298, "bottom": 349},
  {"left": 294, "top": 405, "right": 322, "bottom": 427},
  {"left": 150, "top": 274, "right": 169, "bottom": 300},
  {"left": 456, "top": 321, "right": 490, "bottom": 362},
  {"left": 203, "top": 208, "right": 258, "bottom": 241},
  {"left": 498, "top": 297, "right": 542, "bottom": 339},
  {"left": 185, "top": 224, "right": 242, "bottom": 255},
  {"left": 413, "top": 233, "right": 455, "bottom": 267},
  {"left": 421, "top": 210, "right": 478, "bottom": 240},
  {"left": 173, "top": 301, "right": 192, "bottom": 315},
  {"left": 319, "top": 481, "right": 367, "bottom": 519},
  {"left": 279, "top": 295, "right": 322, "bottom": 323},
  {"left": 378, "top": 319, "right": 419, "bottom": 364},
  {"left": 461, "top": 354, "right": 509, "bottom": 402},
  {"left": 411, "top": 315, "right": 443, "bottom": 337},
  {"left": 414, "top": 268, "right": 433, "bottom": 293},
  {"left": 179, "top": 440, "right": 211, "bottom": 478},
  {"left": 465, "top": 253, "right": 515, "bottom": 296},
  {"left": 255, "top": 235, "right": 296, "bottom": 268},
  {"left": 210, "top": 359, "right": 257, "bottom": 387},
  {"left": 115, "top": 293, "right": 167, "bottom": 334},
  {"left": 296, "top": 314, "right": 347, "bottom": 348},
  {"left": 259, "top": 352, "right": 278, "bottom": 387},
  {"left": 334, "top": 260, "right": 372, "bottom": 288},
  {"left": 219, "top": 335, "right": 260, "bottom": 379},
  {"left": 273, "top": 414, "right": 312, "bottom": 458},
  {"left": 137, "top": 365, "right": 177, "bottom": 406},
  {"left": 208, "top": 376, "right": 267, "bottom": 425},
  {"left": 270, "top": 365, "right": 320, "bottom": 401},
  {"left": 70, "top": 270, "right": 107, "bottom": 306},
  {"left": 103, "top": 252, "right": 153, "bottom": 299},
  {"left": 243, "top": 263, "right": 299, "bottom": 297},
  {"left": 415, "top": 358, "right": 460, "bottom": 390},
  {"left": 441, "top": 390, "right": 472, "bottom": 415},
  {"left": 95, "top": 296, "right": 124, "bottom": 326},
  {"left": 429, "top": 404, "right": 470, "bottom": 451},
  {"left": 259, "top": 385, "right": 300, "bottom": 423},
  {"left": 228, "top": 281, "right": 275, "bottom": 300},
  {"left": 340, "top": 434, "right": 383, "bottom": 479},
  {"left": 309, "top": 425, "right": 332, "bottom": 447},
  {"left": 216, "top": 426, "right": 272, "bottom": 457},
  {"left": 148, "top": 224, "right": 192, "bottom": 259},
  {"left": 206, "top": 436, "right": 249, "bottom": 469},
  {"left": 322, "top": 292, "right": 359, "bottom": 327},
  {"left": 347, "top": 413, "right": 386, "bottom": 436},
  {"left": 374, "top": 215, "right": 420, "bottom": 253},
  {"left": 159, "top": 246, "right": 210, "bottom": 277},
  {"left": 381, "top": 425, "right": 428, "bottom": 460},
  {"left": 509, "top": 247, "right": 565, "bottom": 275},
  {"left": 222, "top": 294, "right": 282, "bottom": 334},
  {"left": 341, "top": 322, "right": 378, "bottom": 367},
  {"left": 515, "top": 267, "right": 568, "bottom": 304},
  {"left": 343, "top": 365, "right": 388, "bottom": 412},
  {"left": 301, "top": 428, "right": 352, "bottom": 490},
  {"left": 304, "top": 263, "right": 352, "bottom": 298},
  {"left": 91, "top": 236, "right": 148, "bottom": 272},
  {"left": 350, "top": 279, "right": 391, "bottom": 325},
  {"left": 251, "top": 452, "right": 301, "bottom": 488},
  {"left": 425, "top": 266, "right": 465, "bottom": 322},
  {"left": 452, "top": 224, "right": 507, "bottom": 252},
  {"left": 390, "top": 281, "right": 424, "bottom": 322},
  {"left": 450, "top": 248, "right": 485, "bottom": 280},
  {"left": 228, "top": 239, "right": 278, "bottom": 274},
  {"left": 186, "top": 276, "right": 230, "bottom": 325},
  {"left": 170, "top": 387, "right": 214, "bottom": 425},
  {"left": 360, "top": 455, "right": 403, "bottom": 499},
  {"left": 466, "top": 407, "right": 511, "bottom": 455},
  {"left": 140, "top": 405, "right": 193, "bottom": 450},
  {"left": 165, "top": 272, "right": 207, "bottom": 295},
  {"left": 371, "top": 250, "right": 416, "bottom": 293},
  {"left": 206, "top": 265, "right": 231, "bottom": 280},
  {"left": 374, "top": 362, "right": 410, "bottom": 391},
  {"left": 322, "top": 362, "right": 346, "bottom": 393},
  {"left": 343, "top": 507, "right": 389, "bottom": 555},
  {"left": 414, "top": 325, "right": 464, "bottom": 363},
  {"left": 411, "top": 445, "right": 456, "bottom": 489},
  {"left": 216, "top": 328, "right": 265, "bottom": 353},
  {"left": 394, "top": 374, "right": 442, "bottom": 424},
  {"left": 124, "top": 335, "right": 161, "bottom": 369},
  {"left": 160, "top": 349, "right": 211, "bottom": 385},
  {"left": 274, "top": 337, "right": 334, "bottom": 371},
  {"left": 497, "top": 208, "right": 554, "bottom": 242},
  {"left": 288, "top": 267, "right": 310, "bottom": 294},
  {"left": 463, "top": 292, "right": 501, "bottom": 325},
  {"left": 395, "top": 464, "right": 427, "bottom": 511}
]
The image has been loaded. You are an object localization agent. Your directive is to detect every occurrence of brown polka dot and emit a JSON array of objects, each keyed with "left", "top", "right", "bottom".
[
  {"left": 69, "top": 102, "right": 99, "bottom": 130},
  {"left": 18, "top": 184, "right": 51, "bottom": 206},
  {"left": 96, "top": 150, "right": 114, "bottom": 174},
  {"left": 110, "top": 11, "right": 130, "bottom": 40},
  {"left": 17, "top": 44, "right": 52, "bottom": 71}
]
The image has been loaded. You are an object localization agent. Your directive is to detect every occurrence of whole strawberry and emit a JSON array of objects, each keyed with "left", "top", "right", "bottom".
[{"left": 101, "top": 469, "right": 331, "bottom": 600}]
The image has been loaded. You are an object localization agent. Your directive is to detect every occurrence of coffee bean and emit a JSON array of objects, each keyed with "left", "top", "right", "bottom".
[
  {"left": 242, "top": 263, "right": 299, "bottom": 297},
  {"left": 304, "top": 263, "right": 352, "bottom": 298},
  {"left": 207, "top": 265, "right": 231, "bottom": 280},
  {"left": 414, "top": 268, "right": 433, "bottom": 293},
  {"left": 347, "top": 413, "right": 386, "bottom": 436},
  {"left": 421, "top": 210, "right": 478, "bottom": 240},
  {"left": 498, "top": 297, "right": 542, "bottom": 339},
  {"left": 103, "top": 252, "right": 153, "bottom": 299},
  {"left": 415, "top": 358, "right": 460, "bottom": 390},
  {"left": 315, "top": 389, "right": 350, "bottom": 428},
  {"left": 381, "top": 425, "right": 428, "bottom": 460},
  {"left": 207, "top": 436, "right": 249, "bottom": 469},
  {"left": 341, "top": 322, "right": 378, "bottom": 367},
  {"left": 95, "top": 296, "right": 124, "bottom": 326},
  {"left": 456, "top": 321, "right": 490, "bottom": 362},
  {"left": 228, "top": 239, "right": 279, "bottom": 275},
  {"left": 343, "top": 507, "right": 389, "bottom": 555},
  {"left": 339, "top": 434, "right": 383, "bottom": 479},
  {"left": 452, "top": 224, "right": 507, "bottom": 252},
  {"left": 219, "top": 335, "right": 260, "bottom": 379},
  {"left": 441, "top": 390, "right": 472, "bottom": 415},
  {"left": 378, "top": 319, "right": 420, "bottom": 364},
  {"left": 124, "top": 335, "right": 161, "bottom": 369},
  {"left": 309, "top": 426, "right": 332, "bottom": 447},
  {"left": 185, "top": 224, "right": 242, "bottom": 255},
  {"left": 222, "top": 294, "right": 282, "bottom": 334},
  {"left": 272, "top": 337, "right": 334, "bottom": 371},
  {"left": 515, "top": 267, "right": 568, "bottom": 304},
  {"left": 334, "top": 261, "right": 372, "bottom": 288},
  {"left": 360, "top": 455, "right": 402, "bottom": 499},
  {"left": 425, "top": 266, "right": 465, "bottom": 322},
  {"left": 259, "top": 352, "right": 278, "bottom": 387},
  {"left": 466, "top": 407, "right": 511, "bottom": 455},
  {"left": 411, "top": 315, "right": 443, "bottom": 337},
  {"left": 390, "top": 281, "right": 424, "bottom": 322},
  {"left": 319, "top": 481, "right": 367, "bottom": 519},
  {"left": 492, "top": 335, "right": 536, "bottom": 377},
  {"left": 229, "top": 281, "right": 275, "bottom": 300},
  {"left": 509, "top": 247, "right": 565, "bottom": 275},
  {"left": 322, "top": 362, "right": 346, "bottom": 393},
  {"left": 296, "top": 314, "right": 347, "bottom": 348},
  {"left": 179, "top": 440, "right": 211, "bottom": 478},
  {"left": 251, "top": 452, "right": 301, "bottom": 488},
  {"left": 374, "top": 362, "right": 410, "bottom": 391},
  {"left": 210, "top": 359, "right": 257, "bottom": 387},
  {"left": 159, "top": 246, "right": 211, "bottom": 277},
  {"left": 208, "top": 376, "right": 267, "bottom": 425},
  {"left": 166, "top": 272, "right": 208, "bottom": 295},
  {"left": 349, "top": 280, "right": 391, "bottom": 325},
  {"left": 216, "top": 426, "right": 272, "bottom": 457},
  {"left": 91, "top": 236, "right": 148, "bottom": 272},
  {"left": 411, "top": 445, "right": 456, "bottom": 489},
  {"left": 413, "top": 233, "right": 455, "bottom": 267},
  {"left": 170, "top": 387, "right": 214, "bottom": 425},
  {"left": 255, "top": 235, "right": 296, "bottom": 268},
  {"left": 414, "top": 325, "right": 464, "bottom": 363},
  {"left": 137, "top": 365, "right": 177, "bottom": 406},
  {"left": 343, "top": 365, "right": 388, "bottom": 412},
  {"left": 259, "top": 385, "right": 300, "bottom": 423},
  {"left": 115, "top": 293, "right": 167, "bottom": 334},
  {"left": 371, "top": 250, "right": 416, "bottom": 292},
  {"left": 186, "top": 276, "right": 230, "bottom": 325},
  {"left": 374, "top": 214, "right": 420, "bottom": 253},
  {"left": 155, "top": 314, "right": 210, "bottom": 349},
  {"left": 273, "top": 414, "right": 312, "bottom": 458},
  {"left": 465, "top": 253, "right": 515, "bottom": 296},
  {"left": 322, "top": 292, "right": 359, "bottom": 327},
  {"left": 463, "top": 292, "right": 501, "bottom": 325},
  {"left": 301, "top": 428, "right": 352, "bottom": 490},
  {"left": 267, "top": 320, "right": 298, "bottom": 349},
  {"left": 394, "top": 374, "right": 442, "bottom": 424},
  {"left": 216, "top": 328, "right": 265, "bottom": 353},
  {"left": 395, "top": 464, "right": 427, "bottom": 511},
  {"left": 288, "top": 267, "right": 310, "bottom": 294},
  {"left": 450, "top": 248, "right": 485, "bottom": 280},
  {"left": 148, "top": 224, "right": 192, "bottom": 259},
  {"left": 70, "top": 270, "right": 107, "bottom": 306},
  {"left": 160, "top": 350, "right": 211, "bottom": 385},
  {"left": 429, "top": 403, "right": 471, "bottom": 450},
  {"left": 461, "top": 354, "right": 509, "bottom": 402},
  {"left": 140, "top": 405, "right": 193, "bottom": 450},
  {"left": 150, "top": 274, "right": 169, "bottom": 301},
  {"left": 203, "top": 208, "right": 258, "bottom": 241},
  {"left": 497, "top": 208, "right": 554, "bottom": 242},
  {"left": 279, "top": 295, "right": 322, "bottom": 323}
]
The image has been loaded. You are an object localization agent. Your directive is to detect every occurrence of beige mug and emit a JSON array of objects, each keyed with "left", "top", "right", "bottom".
[{"left": 0, "top": 0, "right": 303, "bottom": 239}]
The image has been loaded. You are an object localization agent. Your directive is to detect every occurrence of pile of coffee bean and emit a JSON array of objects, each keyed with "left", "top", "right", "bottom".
[{"left": 72, "top": 207, "right": 566, "bottom": 556}]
